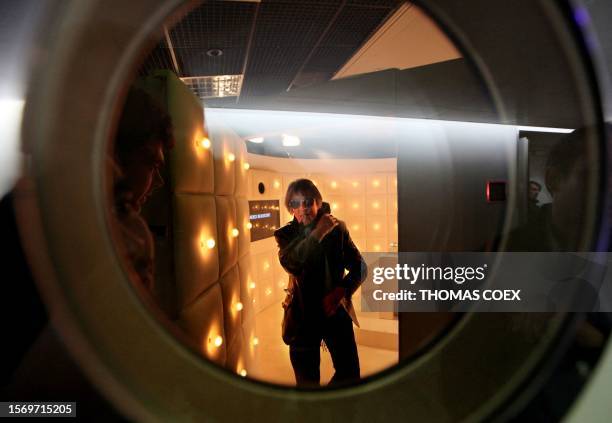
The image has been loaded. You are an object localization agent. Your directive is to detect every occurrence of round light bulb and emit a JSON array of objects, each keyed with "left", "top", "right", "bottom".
[
  {"left": 352, "top": 202, "right": 358, "bottom": 209},
  {"left": 214, "top": 336, "right": 223, "bottom": 347},
  {"left": 243, "top": 162, "right": 250, "bottom": 170},
  {"left": 352, "top": 181, "right": 358, "bottom": 188},
  {"left": 273, "top": 180, "right": 280, "bottom": 189},
  {"left": 198, "top": 137, "right": 211, "bottom": 149},
  {"left": 373, "top": 180, "right": 380, "bottom": 187},
  {"left": 252, "top": 337, "right": 259, "bottom": 346},
  {"left": 235, "top": 302, "right": 244, "bottom": 311},
  {"left": 206, "top": 238, "right": 216, "bottom": 249},
  {"left": 249, "top": 282, "right": 256, "bottom": 289},
  {"left": 373, "top": 202, "right": 379, "bottom": 209},
  {"left": 239, "top": 369, "right": 247, "bottom": 377},
  {"left": 246, "top": 222, "right": 253, "bottom": 230},
  {"left": 231, "top": 228, "right": 239, "bottom": 237},
  {"left": 227, "top": 153, "right": 235, "bottom": 162},
  {"left": 374, "top": 223, "right": 380, "bottom": 230},
  {"left": 331, "top": 181, "right": 337, "bottom": 188}
]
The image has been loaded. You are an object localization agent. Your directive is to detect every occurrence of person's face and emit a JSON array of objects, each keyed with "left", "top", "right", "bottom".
[
  {"left": 529, "top": 182, "right": 541, "bottom": 201},
  {"left": 289, "top": 192, "right": 320, "bottom": 225},
  {"left": 122, "top": 141, "right": 165, "bottom": 212}
]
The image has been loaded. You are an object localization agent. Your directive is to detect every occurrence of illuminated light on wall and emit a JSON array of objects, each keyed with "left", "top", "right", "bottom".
[
  {"left": 249, "top": 281, "right": 256, "bottom": 289},
  {"left": 252, "top": 337, "right": 259, "bottom": 346},
  {"left": 206, "top": 238, "right": 216, "bottom": 249},
  {"left": 252, "top": 299, "right": 256, "bottom": 304},
  {"left": 227, "top": 153, "right": 236, "bottom": 162},
  {"left": 263, "top": 262, "right": 270, "bottom": 270},
  {"left": 281, "top": 134, "right": 300, "bottom": 147},
  {"left": 246, "top": 222, "right": 253, "bottom": 230},
  {"left": 273, "top": 180, "right": 281, "bottom": 189},
  {"left": 239, "top": 369, "right": 248, "bottom": 377},
  {"left": 373, "top": 202, "right": 380, "bottom": 209},
  {"left": 231, "top": 228, "right": 240, "bottom": 238},
  {"left": 235, "top": 302, "right": 244, "bottom": 311},
  {"left": 332, "top": 203, "right": 338, "bottom": 210},
  {"left": 352, "top": 181, "right": 358, "bottom": 188},
  {"left": 248, "top": 137, "right": 264, "bottom": 143},
  {"left": 213, "top": 336, "right": 223, "bottom": 347},
  {"left": 207, "top": 108, "right": 575, "bottom": 141},
  {"left": 373, "top": 180, "right": 380, "bottom": 187},
  {"left": 278, "top": 280, "right": 285, "bottom": 288},
  {"left": 352, "top": 202, "right": 359, "bottom": 209},
  {"left": 197, "top": 137, "right": 211, "bottom": 149},
  {"left": 243, "top": 162, "right": 250, "bottom": 170},
  {"left": 373, "top": 223, "right": 380, "bottom": 231},
  {"left": 265, "top": 287, "right": 272, "bottom": 296},
  {"left": 331, "top": 181, "right": 337, "bottom": 189},
  {"left": 352, "top": 224, "right": 360, "bottom": 231},
  {"left": 374, "top": 244, "right": 381, "bottom": 251}
]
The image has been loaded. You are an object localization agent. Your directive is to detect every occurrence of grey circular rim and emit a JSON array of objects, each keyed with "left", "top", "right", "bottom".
[{"left": 17, "top": 0, "right": 604, "bottom": 421}]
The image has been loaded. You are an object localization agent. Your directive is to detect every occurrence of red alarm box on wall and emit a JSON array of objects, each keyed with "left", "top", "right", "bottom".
[{"left": 486, "top": 180, "right": 507, "bottom": 202}]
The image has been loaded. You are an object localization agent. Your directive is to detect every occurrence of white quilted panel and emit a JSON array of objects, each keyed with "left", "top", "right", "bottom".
[
  {"left": 173, "top": 194, "right": 219, "bottom": 307},
  {"left": 215, "top": 196, "right": 238, "bottom": 277},
  {"left": 235, "top": 198, "right": 251, "bottom": 260},
  {"left": 167, "top": 79, "right": 214, "bottom": 195},
  {"left": 219, "top": 267, "right": 242, "bottom": 349},
  {"left": 343, "top": 175, "right": 366, "bottom": 194},
  {"left": 345, "top": 195, "right": 366, "bottom": 217},
  {"left": 367, "top": 194, "right": 388, "bottom": 216},
  {"left": 238, "top": 256, "right": 256, "bottom": 329},
  {"left": 211, "top": 127, "right": 236, "bottom": 196},
  {"left": 366, "top": 174, "right": 387, "bottom": 194},
  {"left": 178, "top": 284, "right": 226, "bottom": 366},
  {"left": 234, "top": 137, "right": 249, "bottom": 197}
]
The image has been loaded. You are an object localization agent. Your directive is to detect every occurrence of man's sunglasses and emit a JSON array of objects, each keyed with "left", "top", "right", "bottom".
[{"left": 289, "top": 198, "right": 315, "bottom": 209}]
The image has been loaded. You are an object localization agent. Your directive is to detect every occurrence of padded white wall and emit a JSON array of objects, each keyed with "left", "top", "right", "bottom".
[{"left": 170, "top": 105, "right": 255, "bottom": 375}]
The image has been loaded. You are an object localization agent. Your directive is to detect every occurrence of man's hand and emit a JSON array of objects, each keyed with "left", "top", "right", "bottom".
[
  {"left": 323, "top": 286, "right": 346, "bottom": 317},
  {"left": 311, "top": 213, "right": 338, "bottom": 242}
]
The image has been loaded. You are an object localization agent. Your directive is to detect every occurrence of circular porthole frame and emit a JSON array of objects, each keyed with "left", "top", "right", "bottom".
[{"left": 16, "top": 0, "right": 607, "bottom": 421}]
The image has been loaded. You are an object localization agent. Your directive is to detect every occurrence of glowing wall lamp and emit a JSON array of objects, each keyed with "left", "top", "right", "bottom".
[
  {"left": 197, "top": 136, "right": 211, "bottom": 149},
  {"left": 281, "top": 134, "right": 300, "bottom": 147}
]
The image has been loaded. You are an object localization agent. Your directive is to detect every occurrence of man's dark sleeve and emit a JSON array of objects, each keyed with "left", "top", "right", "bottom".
[
  {"left": 340, "top": 223, "right": 367, "bottom": 297},
  {"left": 274, "top": 226, "right": 323, "bottom": 277}
]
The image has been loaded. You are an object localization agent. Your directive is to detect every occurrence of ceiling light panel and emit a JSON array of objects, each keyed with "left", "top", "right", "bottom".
[{"left": 181, "top": 75, "right": 244, "bottom": 99}]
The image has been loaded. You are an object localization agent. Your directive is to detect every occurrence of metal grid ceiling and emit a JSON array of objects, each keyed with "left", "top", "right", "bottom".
[
  {"left": 138, "top": 0, "right": 402, "bottom": 101},
  {"left": 139, "top": 39, "right": 175, "bottom": 77},
  {"left": 298, "top": 4, "right": 396, "bottom": 80},
  {"left": 169, "top": 2, "right": 256, "bottom": 77}
]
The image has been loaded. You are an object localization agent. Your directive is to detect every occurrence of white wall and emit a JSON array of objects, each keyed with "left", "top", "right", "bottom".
[{"left": 397, "top": 121, "right": 519, "bottom": 251}]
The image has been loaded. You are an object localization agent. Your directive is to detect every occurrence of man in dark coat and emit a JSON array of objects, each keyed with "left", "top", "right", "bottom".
[{"left": 274, "top": 178, "right": 367, "bottom": 387}]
